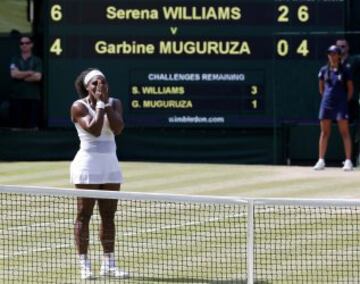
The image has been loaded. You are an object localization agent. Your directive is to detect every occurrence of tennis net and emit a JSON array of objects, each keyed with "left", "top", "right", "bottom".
[
  {"left": 0, "top": 185, "right": 248, "bottom": 283},
  {"left": 0, "top": 185, "right": 360, "bottom": 283}
]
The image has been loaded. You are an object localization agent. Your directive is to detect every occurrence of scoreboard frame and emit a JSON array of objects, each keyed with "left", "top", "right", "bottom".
[{"left": 44, "top": 0, "right": 346, "bottom": 128}]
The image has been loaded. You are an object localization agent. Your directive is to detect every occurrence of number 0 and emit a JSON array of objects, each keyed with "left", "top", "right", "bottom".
[
  {"left": 50, "top": 38, "right": 63, "bottom": 56},
  {"left": 277, "top": 39, "right": 289, "bottom": 56}
]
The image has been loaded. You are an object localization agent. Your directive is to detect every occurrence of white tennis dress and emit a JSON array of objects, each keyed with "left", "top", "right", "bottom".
[{"left": 70, "top": 99, "right": 123, "bottom": 184}]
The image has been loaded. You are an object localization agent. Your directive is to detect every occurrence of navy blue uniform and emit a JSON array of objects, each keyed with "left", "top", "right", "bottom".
[{"left": 318, "top": 65, "right": 352, "bottom": 120}]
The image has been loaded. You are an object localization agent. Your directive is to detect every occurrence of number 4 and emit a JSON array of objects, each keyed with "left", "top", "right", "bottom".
[
  {"left": 297, "top": 40, "right": 309, "bottom": 56},
  {"left": 50, "top": 38, "right": 63, "bottom": 56}
]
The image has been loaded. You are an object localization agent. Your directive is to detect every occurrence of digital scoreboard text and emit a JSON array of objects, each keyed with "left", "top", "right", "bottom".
[{"left": 45, "top": 0, "right": 345, "bottom": 127}]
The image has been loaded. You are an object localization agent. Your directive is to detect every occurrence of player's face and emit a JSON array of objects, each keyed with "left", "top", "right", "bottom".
[
  {"left": 86, "top": 76, "right": 107, "bottom": 94},
  {"left": 336, "top": 40, "right": 349, "bottom": 55},
  {"left": 19, "top": 37, "right": 33, "bottom": 52},
  {"left": 327, "top": 52, "right": 340, "bottom": 65}
]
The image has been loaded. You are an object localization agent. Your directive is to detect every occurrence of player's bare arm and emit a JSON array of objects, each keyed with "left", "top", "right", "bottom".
[
  {"left": 319, "top": 80, "right": 324, "bottom": 96},
  {"left": 347, "top": 80, "right": 353, "bottom": 101},
  {"left": 71, "top": 101, "right": 105, "bottom": 137},
  {"left": 105, "top": 98, "right": 124, "bottom": 135}
]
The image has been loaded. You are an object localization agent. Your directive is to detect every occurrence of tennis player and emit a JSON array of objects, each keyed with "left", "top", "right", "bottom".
[
  {"left": 70, "top": 68, "right": 128, "bottom": 279},
  {"left": 314, "top": 45, "right": 354, "bottom": 171}
]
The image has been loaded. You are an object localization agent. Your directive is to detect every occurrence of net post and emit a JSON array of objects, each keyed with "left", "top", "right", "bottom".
[{"left": 247, "top": 200, "right": 254, "bottom": 284}]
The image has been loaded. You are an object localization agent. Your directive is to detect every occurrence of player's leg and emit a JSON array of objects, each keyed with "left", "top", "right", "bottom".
[
  {"left": 338, "top": 119, "right": 353, "bottom": 170},
  {"left": 74, "top": 184, "right": 98, "bottom": 279},
  {"left": 98, "top": 183, "right": 128, "bottom": 278},
  {"left": 314, "top": 119, "right": 331, "bottom": 170},
  {"left": 98, "top": 184, "right": 119, "bottom": 253},
  {"left": 319, "top": 119, "right": 332, "bottom": 159}
]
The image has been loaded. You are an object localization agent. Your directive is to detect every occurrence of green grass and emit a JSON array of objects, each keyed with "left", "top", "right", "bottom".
[
  {"left": 0, "top": 191, "right": 248, "bottom": 283},
  {"left": 0, "top": 161, "right": 359, "bottom": 283},
  {"left": 0, "top": 161, "right": 359, "bottom": 198},
  {"left": 0, "top": 0, "right": 31, "bottom": 33}
]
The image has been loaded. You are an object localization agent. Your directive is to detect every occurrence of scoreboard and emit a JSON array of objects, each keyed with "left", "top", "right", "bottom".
[{"left": 45, "top": 0, "right": 345, "bottom": 127}]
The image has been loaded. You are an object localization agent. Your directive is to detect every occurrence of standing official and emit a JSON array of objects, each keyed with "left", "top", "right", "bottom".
[
  {"left": 9, "top": 35, "right": 42, "bottom": 129},
  {"left": 336, "top": 39, "right": 360, "bottom": 164},
  {"left": 314, "top": 45, "right": 354, "bottom": 171}
]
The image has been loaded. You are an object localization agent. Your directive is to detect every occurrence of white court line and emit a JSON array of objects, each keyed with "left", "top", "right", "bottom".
[
  {"left": 2, "top": 208, "right": 356, "bottom": 281},
  {"left": 0, "top": 212, "right": 246, "bottom": 260},
  {"left": 0, "top": 219, "right": 73, "bottom": 234}
]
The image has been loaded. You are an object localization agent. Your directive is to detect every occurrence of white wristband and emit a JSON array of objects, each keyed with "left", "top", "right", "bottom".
[{"left": 96, "top": 101, "right": 105, "bottom": 109}]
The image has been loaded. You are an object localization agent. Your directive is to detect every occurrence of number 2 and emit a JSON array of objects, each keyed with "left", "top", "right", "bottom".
[
  {"left": 278, "top": 5, "right": 289, "bottom": 22},
  {"left": 277, "top": 5, "right": 310, "bottom": 23}
]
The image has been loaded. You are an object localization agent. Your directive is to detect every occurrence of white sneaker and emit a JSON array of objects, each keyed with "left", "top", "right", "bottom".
[
  {"left": 100, "top": 266, "right": 129, "bottom": 278},
  {"left": 100, "top": 253, "right": 129, "bottom": 278},
  {"left": 313, "top": 159, "right": 325, "bottom": 170},
  {"left": 79, "top": 258, "right": 93, "bottom": 280},
  {"left": 342, "top": 159, "right": 353, "bottom": 171}
]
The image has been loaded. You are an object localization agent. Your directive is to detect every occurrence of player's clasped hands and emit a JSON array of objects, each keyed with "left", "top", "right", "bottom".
[{"left": 94, "top": 79, "right": 108, "bottom": 103}]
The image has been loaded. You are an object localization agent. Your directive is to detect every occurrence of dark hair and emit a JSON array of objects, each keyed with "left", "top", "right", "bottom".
[
  {"left": 9, "top": 29, "right": 21, "bottom": 38},
  {"left": 74, "top": 68, "right": 95, "bottom": 98},
  {"left": 19, "top": 34, "right": 33, "bottom": 42}
]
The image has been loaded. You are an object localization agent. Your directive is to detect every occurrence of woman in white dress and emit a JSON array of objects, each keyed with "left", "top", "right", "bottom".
[{"left": 70, "top": 68, "right": 128, "bottom": 279}]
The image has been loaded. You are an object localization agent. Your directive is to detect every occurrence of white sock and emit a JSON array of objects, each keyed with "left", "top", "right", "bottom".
[
  {"left": 79, "top": 254, "right": 87, "bottom": 261},
  {"left": 79, "top": 254, "right": 91, "bottom": 267},
  {"left": 102, "top": 252, "right": 115, "bottom": 267}
]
